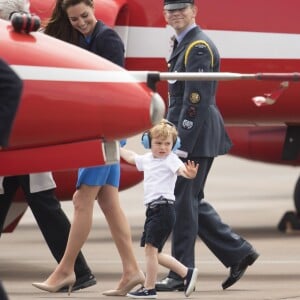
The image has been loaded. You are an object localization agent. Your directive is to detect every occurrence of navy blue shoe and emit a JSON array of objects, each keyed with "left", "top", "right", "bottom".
[
  {"left": 127, "top": 287, "right": 157, "bottom": 299},
  {"left": 184, "top": 268, "right": 198, "bottom": 297}
]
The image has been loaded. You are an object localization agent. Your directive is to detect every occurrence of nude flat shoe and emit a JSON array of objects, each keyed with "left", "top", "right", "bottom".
[
  {"left": 102, "top": 270, "right": 145, "bottom": 296},
  {"left": 32, "top": 273, "right": 76, "bottom": 295}
]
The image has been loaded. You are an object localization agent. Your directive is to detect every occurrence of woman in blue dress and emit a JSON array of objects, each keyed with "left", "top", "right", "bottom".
[{"left": 32, "top": 0, "right": 144, "bottom": 296}]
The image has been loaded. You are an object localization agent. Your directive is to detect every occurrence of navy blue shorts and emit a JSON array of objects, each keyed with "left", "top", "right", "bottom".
[{"left": 140, "top": 203, "right": 175, "bottom": 252}]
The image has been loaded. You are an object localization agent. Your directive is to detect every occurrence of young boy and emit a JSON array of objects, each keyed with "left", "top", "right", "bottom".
[{"left": 120, "top": 119, "right": 199, "bottom": 299}]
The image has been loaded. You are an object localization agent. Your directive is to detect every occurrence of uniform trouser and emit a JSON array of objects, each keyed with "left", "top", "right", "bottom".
[
  {"left": 0, "top": 175, "right": 91, "bottom": 279},
  {"left": 169, "top": 157, "right": 253, "bottom": 280},
  {"left": 0, "top": 281, "right": 9, "bottom": 300}
]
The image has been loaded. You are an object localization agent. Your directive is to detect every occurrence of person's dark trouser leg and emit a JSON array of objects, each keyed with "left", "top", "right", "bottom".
[
  {"left": 167, "top": 158, "right": 207, "bottom": 280},
  {"left": 198, "top": 200, "right": 252, "bottom": 267},
  {"left": 0, "top": 177, "right": 19, "bottom": 236},
  {"left": 0, "top": 178, "right": 20, "bottom": 299},
  {"left": 20, "top": 175, "right": 92, "bottom": 278},
  {"left": 169, "top": 157, "right": 253, "bottom": 279},
  {"left": 0, "top": 281, "right": 9, "bottom": 300}
]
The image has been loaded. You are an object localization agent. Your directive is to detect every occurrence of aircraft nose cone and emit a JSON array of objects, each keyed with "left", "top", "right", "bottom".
[{"left": 150, "top": 92, "right": 166, "bottom": 125}]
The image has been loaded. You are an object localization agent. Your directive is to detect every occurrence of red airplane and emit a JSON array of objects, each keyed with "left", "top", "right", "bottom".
[{"left": 1, "top": 0, "right": 299, "bottom": 232}]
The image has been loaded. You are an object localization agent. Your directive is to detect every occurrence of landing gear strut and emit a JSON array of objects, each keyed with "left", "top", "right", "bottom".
[
  {"left": 278, "top": 176, "right": 300, "bottom": 232},
  {"left": 293, "top": 176, "right": 300, "bottom": 214}
]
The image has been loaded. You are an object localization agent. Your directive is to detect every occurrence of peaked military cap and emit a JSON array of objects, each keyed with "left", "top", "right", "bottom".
[{"left": 164, "top": 0, "right": 194, "bottom": 10}]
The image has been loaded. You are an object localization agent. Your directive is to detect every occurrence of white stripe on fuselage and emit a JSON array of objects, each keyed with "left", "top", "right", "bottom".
[
  {"left": 10, "top": 26, "right": 300, "bottom": 82},
  {"left": 115, "top": 26, "right": 300, "bottom": 59},
  {"left": 11, "top": 65, "right": 150, "bottom": 82}
]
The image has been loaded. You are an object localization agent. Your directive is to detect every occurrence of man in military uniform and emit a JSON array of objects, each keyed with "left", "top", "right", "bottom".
[{"left": 156, "top": 0, "right": 259, "bottom": 291}]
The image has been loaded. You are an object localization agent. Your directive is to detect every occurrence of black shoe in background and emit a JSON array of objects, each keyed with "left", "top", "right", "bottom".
[
  {"left": 58, "top": 273, "right": 97, "bottom": 292},
  {"left": 155, "top": 276, "right": 184, "bottom": 292}
]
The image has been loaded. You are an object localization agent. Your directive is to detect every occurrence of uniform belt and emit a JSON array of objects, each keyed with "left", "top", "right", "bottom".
[{"left": 147, "top": 198, "right": 174, "bottom": 209}]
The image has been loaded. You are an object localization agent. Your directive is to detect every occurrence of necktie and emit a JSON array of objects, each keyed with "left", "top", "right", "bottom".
[{"left": 171, "top": 35, "right": 178, "bottom": 52}]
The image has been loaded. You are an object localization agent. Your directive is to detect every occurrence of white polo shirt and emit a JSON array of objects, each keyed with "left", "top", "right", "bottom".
[{"left": 134, "top": 152, "right": 184, "bottom": 205}]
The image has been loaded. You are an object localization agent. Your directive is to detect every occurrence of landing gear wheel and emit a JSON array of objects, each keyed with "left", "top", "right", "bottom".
[
  {"left": 277, "top": 176, "right": 300, "bottom": 233},
  {"left": 293, "top": 176, "right": 300, "bottom": 216}
]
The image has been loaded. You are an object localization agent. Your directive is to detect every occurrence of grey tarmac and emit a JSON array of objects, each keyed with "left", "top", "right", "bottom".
[{"left": 1, "top": 137, "right": 299, "bottom": 300}]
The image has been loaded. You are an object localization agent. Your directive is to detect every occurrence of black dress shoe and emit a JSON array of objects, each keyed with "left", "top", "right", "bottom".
[
  {"left": 58, "top": 273, "right": 97, "bottom": 292},
  {"left": 277, "top": 211, "right": 300, "bottom": 232},
  {"left": 155, "top": 277, "right": 184, "bottom": 291},
  {"left": 222, "top": 250, "right": 259, "bottom": 290}
]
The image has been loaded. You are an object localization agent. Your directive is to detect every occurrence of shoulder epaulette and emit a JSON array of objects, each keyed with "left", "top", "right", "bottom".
[{"left": 184, "top": 40, "right": 214, "bottom": 68}]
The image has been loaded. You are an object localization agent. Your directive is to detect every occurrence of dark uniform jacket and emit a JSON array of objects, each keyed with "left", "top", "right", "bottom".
[
  {"left": 166, "top": 26, "right": 232, "bottom": 157},
  {"left": 0, "top": 59, "right": 22, "bottom": 147},
  {"left": 78, "top": 20, "right": 124, "bottom": 67}
]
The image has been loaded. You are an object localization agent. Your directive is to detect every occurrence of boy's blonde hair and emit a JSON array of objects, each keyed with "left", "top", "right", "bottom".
[{"left": 149, "top": 119, "right": 178, "bottom": 145}]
